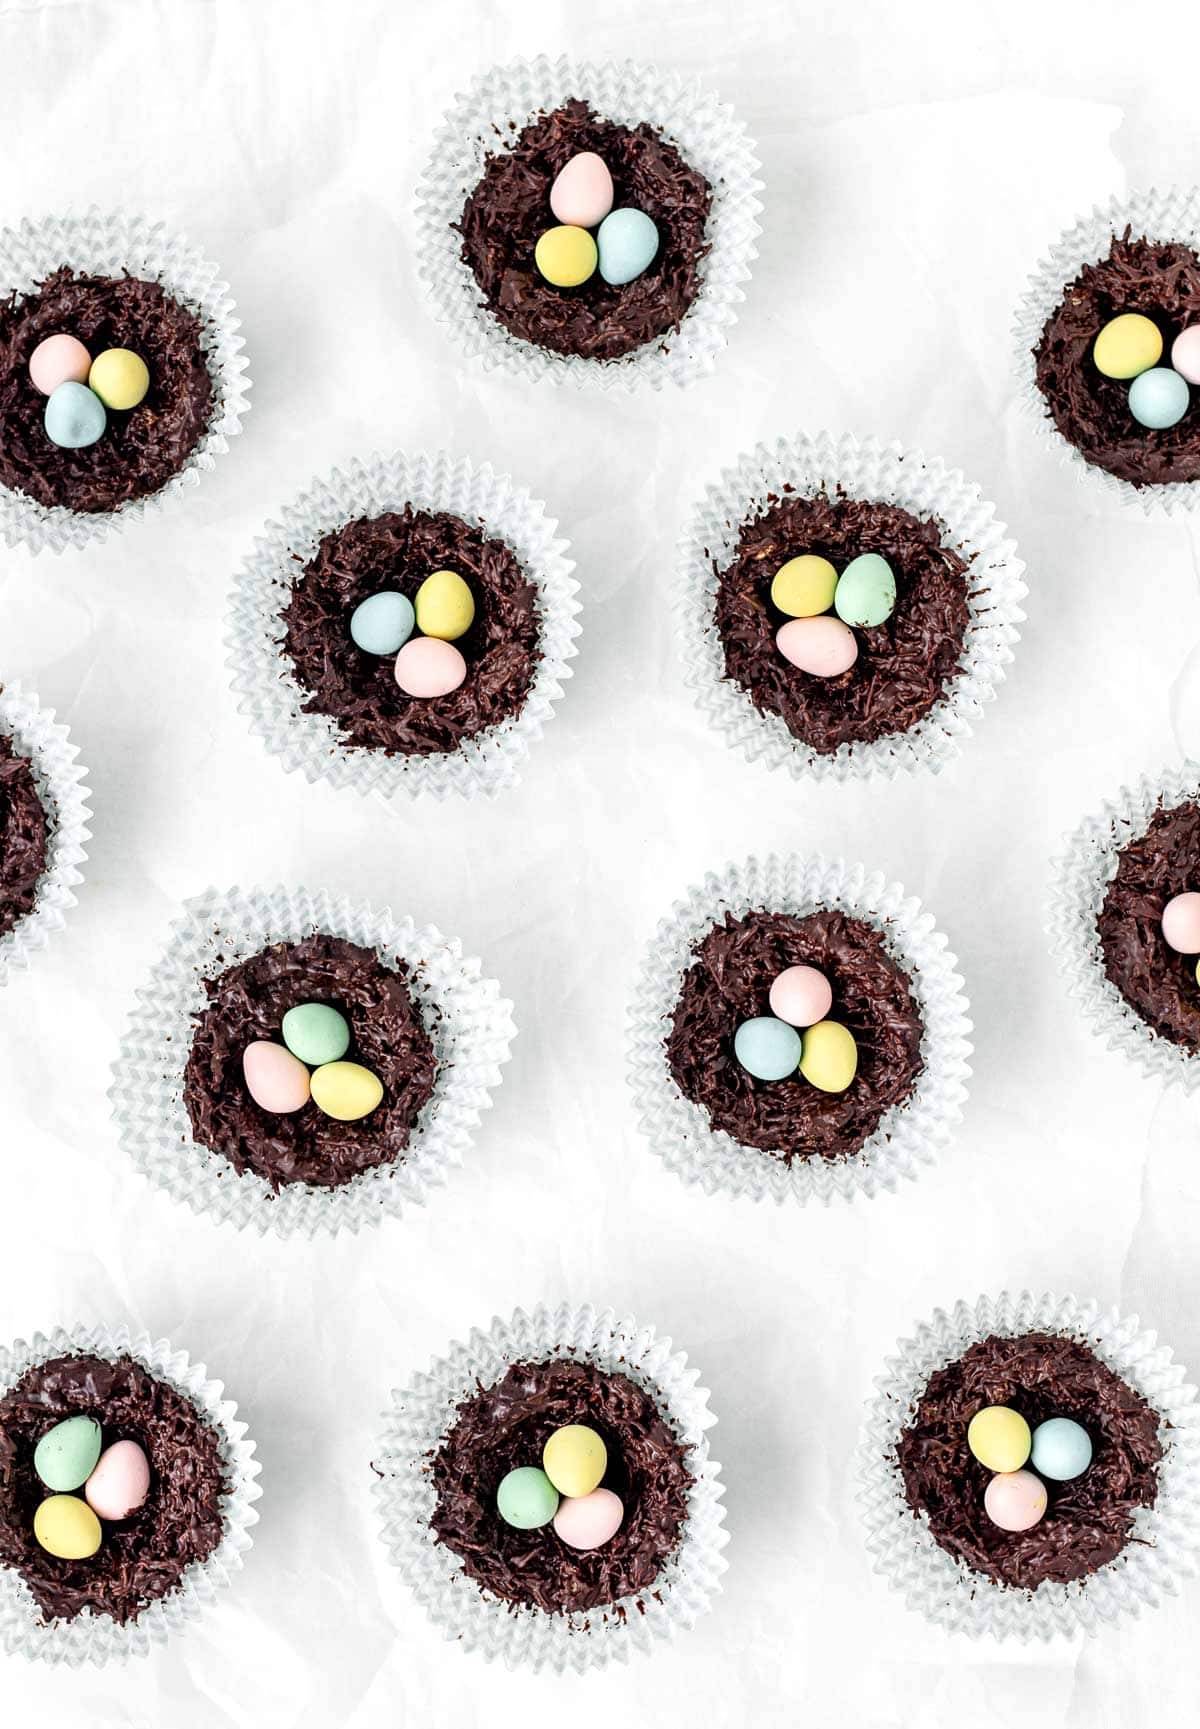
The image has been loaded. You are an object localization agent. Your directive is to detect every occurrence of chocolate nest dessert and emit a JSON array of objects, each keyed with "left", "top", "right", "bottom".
[
  {"left": 1096, "top": 800, "right": 1200, "bottom": 1051},
  {"left": 715, "top": 494, "right": 971, "bottom": 753},
  {"left": 183, "top": 933, "right": 438, "bottom": 1190},
  {"left": 1033, "top": 232, "right": 1200, "bottom": 486},
  {"left": 458, "top": 99, "right": 712, "bottom": 361},
  {"left": 0, "top": 1353, "right": 226, "bottom": 1624},
  {"left": 282, "top": 508, "right": 541, "bottom": 758},
  {"left": 666, "top": 909, "right": 924, "bottom": 1160},
  {"left": 0, "top": 734, "right": 47, "bottom": 941},
  {"left": 430, "top": 1359, "right": 692, "bottom": 1614},
  {"left": 897, "top": 1333, "right": 1162, "bottom": 1590},
  {"left": 0, "top": 268, "right": 212, "bottom": 513}
]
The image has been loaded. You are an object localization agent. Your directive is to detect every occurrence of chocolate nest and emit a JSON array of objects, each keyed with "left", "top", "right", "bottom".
[
  {"left": 1096, "top": 800, "right": 1200, "bottom": 1051},
  {"left": 0, "top": 733, "right": 47, "bottom": 941}
]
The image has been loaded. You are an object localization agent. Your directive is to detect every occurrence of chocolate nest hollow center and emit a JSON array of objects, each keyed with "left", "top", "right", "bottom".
[
  {"left": 0, "top": 733, "right": 48, "bottom": 941},
  {"left": 1096, "top": 800, "right": 1200, "bottom": 1051}
]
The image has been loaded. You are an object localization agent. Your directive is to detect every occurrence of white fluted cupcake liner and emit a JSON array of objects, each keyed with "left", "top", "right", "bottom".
[
  {"left": 1049, "top": 762, "right": 1200, "bottom": 1090},
  {"left": 629, "top": 853, "right": 972, "bottom": 1204},
  {"left": 374, "top": 1302, "right": 727, "bottom": 1671},
  {"left": 678, "top": 432, "right": 1026, "bottom": 782},
  {"left": 0, "top": 209, "right": 250, "bottom": 554},
  {"left": 856, "top": 1291, "right": 1200, "bottom": 1639},
  {"left": 0, "top": 1322, "right": 260, "bottom": 1665},
  {"left": 415, "top": 55, "right": 762, "bottom": 390},
  {"left": 0, "top": 681, "right": 91, "bottom": 987},
  {"left": 227, "top": 450, "right": 580, "bottom": 800},
  {"left": 108, "top": 884, "right": 515, "bottom": 1238}
]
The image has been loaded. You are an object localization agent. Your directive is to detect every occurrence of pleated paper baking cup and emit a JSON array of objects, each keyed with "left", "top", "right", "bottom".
[
  {"left": 374, "top": 1302, "right": 727, "bottom": 1671},
  {"left": 1015, "top": 188, "right": 1200, "bottom": 513},
  {"left": 415, "top": 55, "right": 762, "bottom": 390},
  {"left": 108, "top": 884, "right": 515, "bottom": 1238},
  {"left": 678, "top": 432, "right": 1026, "bottom": 782},
  {"left": 0, "top": 209, "right": 250, "bottom": 554},
  {"left": 856, "top": 1291, "right": 1200, "bottom": 1639},
  {"left": 0, "top": 681, "right": 91, "bottom": 987},
  {"left": 629, "top": 853, "right": 972, "bottom": 1204},
  {"left": 227, "top": 450, "right": 580, "bottom": 800},
  {"left": 1049, "top": 762, "right": 1200, "bottom": 1090},
  {"left": 0, "top": 1322, "right": 260, "bottom": 1666}
]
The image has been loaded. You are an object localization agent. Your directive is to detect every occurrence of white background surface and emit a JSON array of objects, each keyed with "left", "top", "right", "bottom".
[{"left": 2, "top": 0, "right": 1200, "bottom": 1723}]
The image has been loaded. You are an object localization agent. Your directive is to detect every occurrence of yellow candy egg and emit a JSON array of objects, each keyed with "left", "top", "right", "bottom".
[
  {"left": 310, "top": 1060, "right": 383, "bottom": 1122},
  {"left": 414, "top": 569, "right": 475, "bottom": 642},
  {"left": 967, "top": 1405, "right": 1031, "bottom": 1473},
  {"left": 34, "top": 1494, "right": 102, "bottom": 1560},
  {"left": 88, "top": 348, "right": 150, "bottom": 410},
  {"left": 1093, "top": 313, "right": 1163, "bottom": 380},
  {"left": 771, "top": 555, "right": 838, "bottom": 619},
  {"left": 543, "top": 1424, "right": 607, "bottom": 1497},
  {"left": 534, "top": 225, "right": 598, "bottom": 288},
  {"left": 798, "top": 1020, "right": 858, "bottom": 1093}
]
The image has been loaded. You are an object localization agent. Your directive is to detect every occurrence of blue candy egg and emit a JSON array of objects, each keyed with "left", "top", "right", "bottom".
[
  {"left": 596, "top": 208, "right": 660, "bottom": 286},
  {"left": 733, "top": 1016, "right": 802, "bottom": 1081},
  {"left": 350, "top": 590, "right": 415, "bottom": 656},
  {"left": 1129, "top": 366, "right": 1190, "bottom": 430},
  {"left": 1031, "top": 1416, "right": 1093, "bottom": 1481},
  {"left": 44, "top": 381, "right": 106, "bottom": 449}
]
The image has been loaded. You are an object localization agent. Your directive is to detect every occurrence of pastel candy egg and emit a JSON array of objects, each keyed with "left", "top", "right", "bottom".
[
  {"left": 770, "top": 555, "right": 838, "bottom": 619},
  {"left": 1093, "top": 312, "right": 1163, "bottom": 379},
  {"left": 29, "top": 333, "right": 91, "bottom": 395},
  {"left": 282, "top": 1002, "right": 351, "bottom": 1067},
  {"left": 776, "top": 616, "right": 858, "bottom": 678},
  {"left": 834, "top": 553, "right": 896, "bottom": 628},
  {"left": 44, "top": 380, "right": 106, "bottom": 449},
  {"left": 1171, "top": 324, "right": 1200, "bottom": 385},
  {"left": 798, "top": 1020, "right": 858, "bottom": 1093},
  {"left": 88, "top": 348, "right": 149, "bottom": 411},
  {"left": 395, "top": 637, "right": 467, "bottom": 698},
  {"left": 85, "top": 1440, "right": 151, "bottom": 1520},
  {"left": 597, "top": 208, "right": 660, "bottom": 286},
  {"left": 350, "top": 591, "right": 414, "bottom": 656},
  {"left": 34, "top": 1415, "right": 102, "bottom": 1492},
  {"left": 1129, "top": 366, "right": 1189, "bottom": 429},
  {"left": 496, "top": 1466, "right": 559, "bottom": 1530},
  {"left": 734, "top": 1015, "right": 802, "bottom": 1081},
  {"left": 310, "top": 1060, "right": 383, "bottom": 1121},
  {"left": 984, "top": 1469, "right": 1047, "bottom": 1533},
  {"left": 549, "top": 152, "right": 614, "bottom": 227},
  {"left": 242, "top": 1040, "right": 311, "bottom": 1114},
  {"left": 33, "top": 1494, "right": 102, "bottom": 1561},
  {"left": 1161, "top": 891, "right": 1200, "bottom": 953},
  {"left": 543, "top": 1424, "right": 607, "bottom": 1498},
  {"left": 414, "top": 569, "right": 475, "bottom": 641},
  {"left": 1031, "top": 1417, "right": 1093, "bottom": 1482},
  {"left": 966, "top": 1405, "right": 1031, "bottom": 1473},
  {"left": 768, "top": 965, "right": 833, "bottom": 1028},
  {"left": 534, "top": 225, "right": 597, "bottom": 288},
  {"left": 553, "top": 1487, "right": 624, "bottom": 1550}
]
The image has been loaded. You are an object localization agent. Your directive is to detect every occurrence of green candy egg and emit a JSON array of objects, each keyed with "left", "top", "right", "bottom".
[
  {"left": 496, "top": 1466, "right": 559, "bottom": 1530},
  {"left": 34, "top": 1414, "right": 103, "bottom": 1492},
  {"left": 834, "top": 553, "right": 896, "bottom": 629},
  {"left": 281, "top": 1002, "right": 351, "bottom": 1067}
]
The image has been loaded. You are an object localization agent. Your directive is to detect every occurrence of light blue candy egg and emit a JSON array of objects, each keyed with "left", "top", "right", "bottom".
[
  {"left": 733, "top": 1016, "right": 802, "bottom": 1081},
  {"left": 1129, "top": 366, "right": 1190, "bottom": 430},
  {"left": 44, "top": 381, "right": 106, "bottom": 449},
  {"left": 1031, "top": 1416, "right": 1092, "bottom": 1481},
  {"left": 597, "top": 208, "right": 660, "bottom": 286},
  {"left": 350, "top": 590, "right": 415, "bottom": 656}
]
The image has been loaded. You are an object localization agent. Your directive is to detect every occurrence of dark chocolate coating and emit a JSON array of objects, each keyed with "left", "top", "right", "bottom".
[
  {"left": 897, "top": 1332, "right": 1162, "bottom": 1589},
  {"left": 1097, "top": 800, "right": 1200, "bottom": 1051},
  {"left": 1033, "top": 232, "right": 1200, "bottom": 486},
  {"left": 282, "top": 508, "right": 540, "bottom": 757},
  {"left": 0, "top": 1353, "right": 227, "bottom": 1625},
  {"left": 714, "top": 494, "right": 971, "bottom": 753},
  {"left": 458, "top": 99, "right": 712, "bottom": 361},
  {"left": 0, "top": 269, "right": 212, "bottom": 513},
  {"left": 183, "top": 934, "right": 438, "bottom": 1190},
  {"left": 429, "top": 1359, "right": 692, "bottom": 1614},
  {"left": 666, "top": 909, "right": 924, "bottom": 1160},
  {"left": 0, "top": 733, "right": 47, "bottom": 941}
]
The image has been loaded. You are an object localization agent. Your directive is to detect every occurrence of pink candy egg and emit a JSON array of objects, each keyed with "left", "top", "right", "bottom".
[
  {"left": 29, "top": 333, "right": 92, "bottom": 395},
  {"left": 395, "top": 636, "right": 467, "bottom": 699},
  {"left": 549, "top": 152, "right": 614, "bottom": 228},
  {"left": 983, "top": 1469, "right": 1047, "bottom": 1533},
  {"left": 776, "top": 616, "right": 859, "bottom": 678},
  {"left": 84, "top": 1440, "right": 151, "bottom": 1521},
  {"left": 1161, "top": 891, "right": 1200, "bottom": 954},
  {"left": 243, "top": 1040, "right": 311, "bottom": 1113},
  {"left": 769, "top": 965, "right": 834, "bottom": 1028},
  {"left": 552, "top": 1487, "right": 624, "bottom": 1550},
  {"left": 1172, "top": 325, "right": 1200, "bottom": 386}
]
